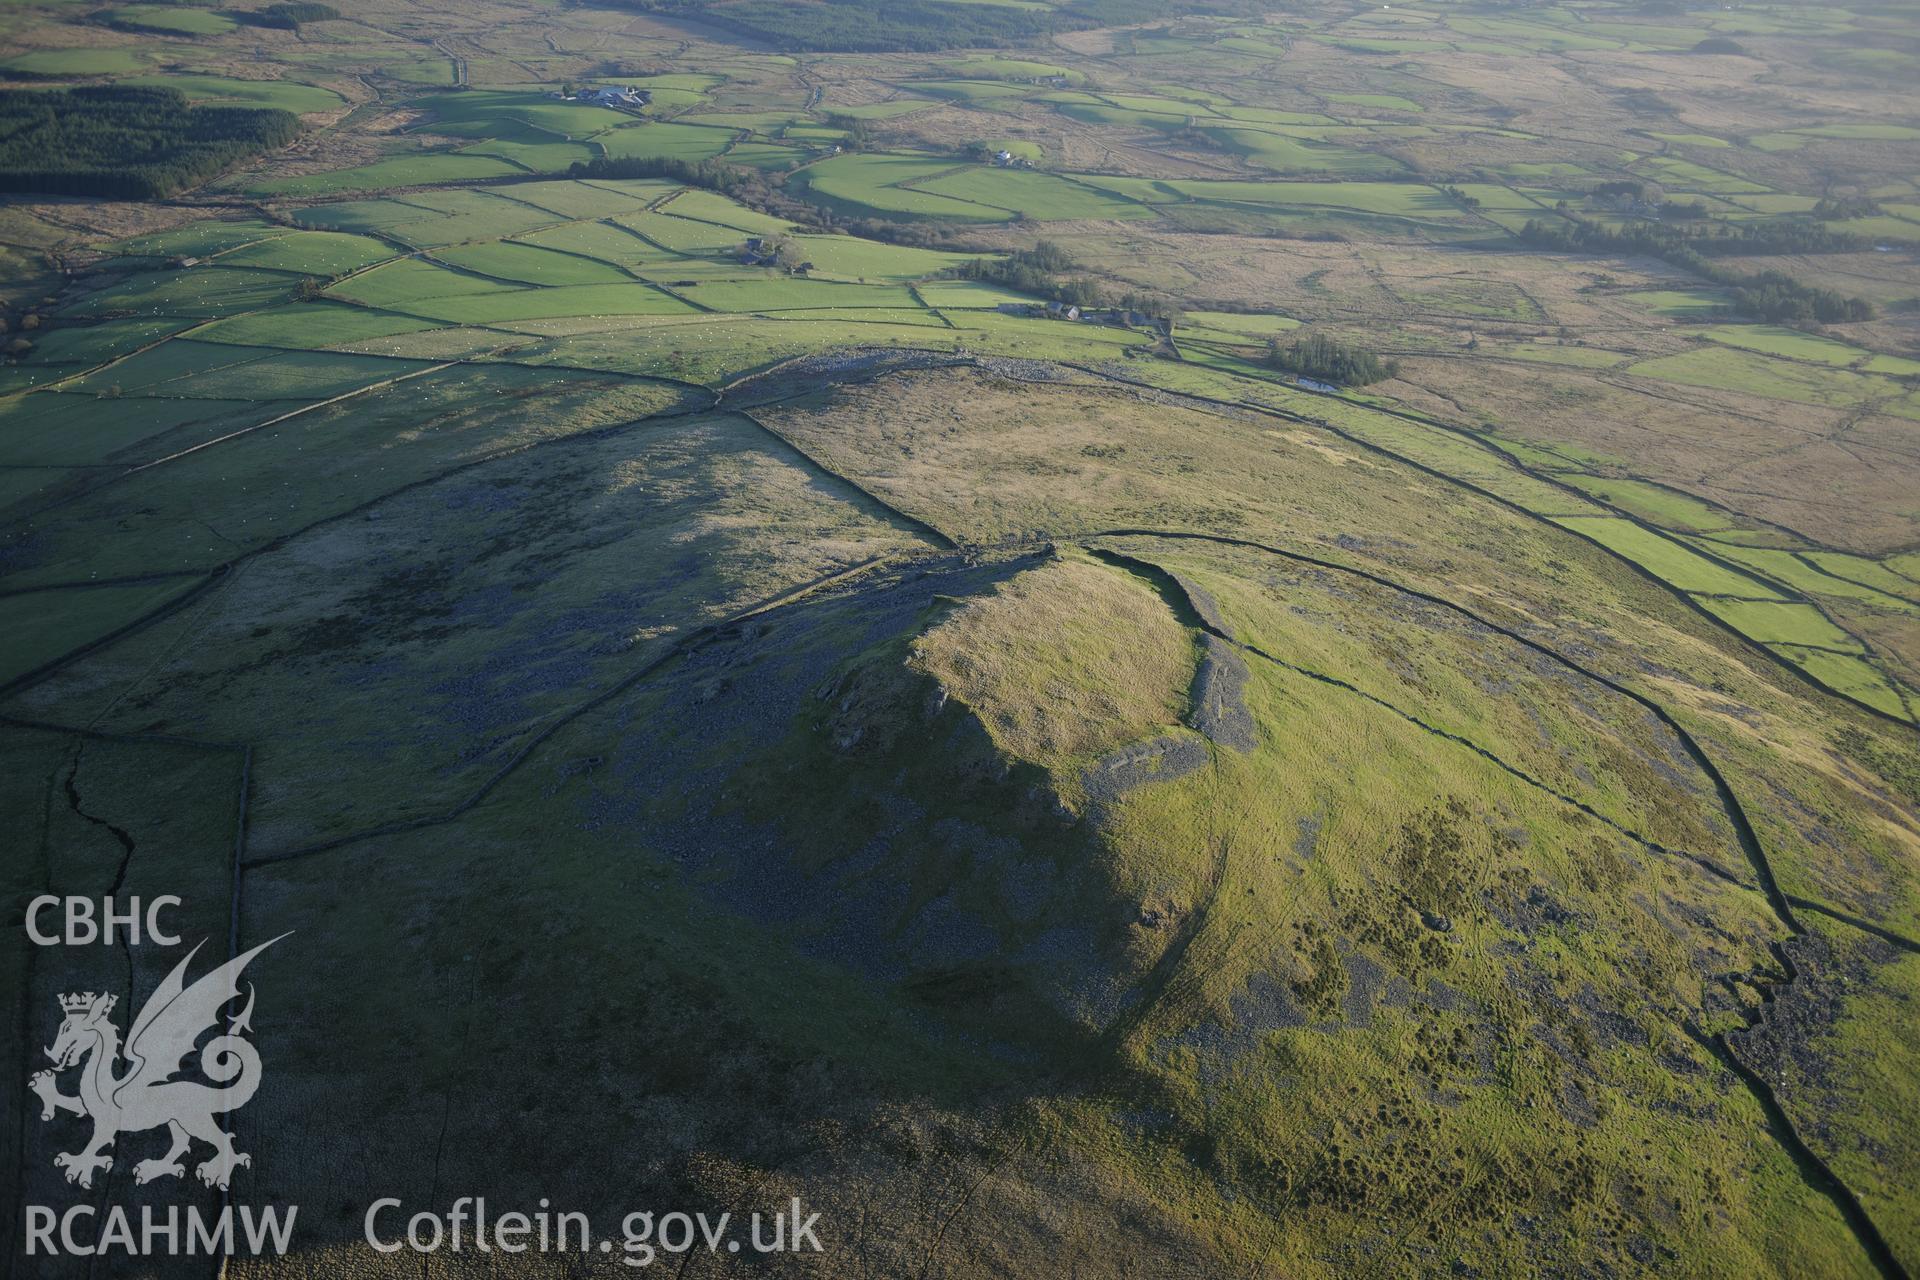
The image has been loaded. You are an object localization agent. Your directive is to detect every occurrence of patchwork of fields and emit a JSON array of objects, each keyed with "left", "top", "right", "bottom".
[{"left": 3, "top": 0, "right": 1920, "bottom": 1275}]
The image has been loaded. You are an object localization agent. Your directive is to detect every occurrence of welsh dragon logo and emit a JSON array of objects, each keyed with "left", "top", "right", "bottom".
[{"left": 30, "top": 936, "right": 284, "bottom": 1192}]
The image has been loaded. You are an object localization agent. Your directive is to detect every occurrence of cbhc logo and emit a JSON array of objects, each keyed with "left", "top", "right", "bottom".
[{"left": 25, "top": 896, "right": 183, "bottom": 946}]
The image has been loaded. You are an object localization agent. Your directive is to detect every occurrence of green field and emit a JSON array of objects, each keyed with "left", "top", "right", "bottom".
[
  {"left": 1550, "top": 516, "right": 1785, "bottom": 596},
  {"left": 1629, "top": 346, "right": 1893, "bottom": 407},
  {"left": 105, "top": 5, "right": 238, "bottom": 35},
  {"left": 122, "top": 73, "right": 345, "bottom": 114},
  {"left": 1, "top": 47, "right": 150, "bottom": 76},
  {"left": 252, "top": 153, "right": 524, "bottom": 197}
]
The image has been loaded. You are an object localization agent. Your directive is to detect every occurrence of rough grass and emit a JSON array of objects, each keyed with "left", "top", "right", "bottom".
[{"left": 912, "top": 553, "right": 1194, "bottom": 771}]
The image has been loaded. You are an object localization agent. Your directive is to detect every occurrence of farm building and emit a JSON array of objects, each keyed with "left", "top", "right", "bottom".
[{"left": 572, "top": 85, "right": 651, "bottom": 108}]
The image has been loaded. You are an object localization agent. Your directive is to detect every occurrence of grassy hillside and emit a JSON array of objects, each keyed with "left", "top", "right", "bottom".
[{"left": 2, "top": 0, "right": 1918, "bottom": 1274}]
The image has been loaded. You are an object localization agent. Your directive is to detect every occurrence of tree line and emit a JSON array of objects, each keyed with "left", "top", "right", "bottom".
[
  {"left": 1266, "top": 332, "right": 1398, "bottom": 386},
  {"left": 0, "top": 87, "right": 300, "bottom": 200},
  {"left": 567, "top": 154, "right": 830, "bottom": 227},
  {"left": 568, "top": 152, "right": 1001, "bottom": 251},
  {"left": 240, "top": 3, "right": 342, "bottom": 28},
  {"left": 1519, "top": 217, "right": 1875, "bottom": 323},
  {"left": 613, "top": 0, "right": 1265, "bottom": 52},
  {"left": 949, "top": 241, "right": 1178, "bottom": 320}
]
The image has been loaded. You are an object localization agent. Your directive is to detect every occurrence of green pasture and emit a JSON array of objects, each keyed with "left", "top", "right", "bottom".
[
  {"left": 1646, "top": 132, "right": 1730, "bottom": 149},
  {"left": 1803, "top": 553, "right": 1920, "bottom": 600},
  {"left": 910, "top": 167, "right": 1149, "bottom": 220},
  {"left": 1621, "top": 288, "right": 1731, "bottom": 318},
  {"left": 350, "top": 190, "right": 577, "bottom": 248},
  {"left": 660, "top": 189, "right": 797, "bottom": 236},
  {"left": 108, "top": 221, "right": 289, "bottom": 265},
  {"left": 65, "top": 340, "right": 427, "bottom": 401},
  {"left": 328, "top": 258, "right": 530, "bottom": 308},
  {"left": 596, "top": 122, "right": 737, "bottom": 163},
  {"left": 292, "top": 198, "right": 456, "bottom": 236},
  {"left": 1053, "top": 102, "right": 1192, "bottom": 131},
  {"left": 123, "top": 73, "right": 344, "bottom": 114},
  {"left": 723, "top": 142, "right": 808, "bottom": 171},
  {"left": 424, "top": 91, "right": 627, "bottom": 141},
  {"left": 944, "top": 56, "right": 1078, "bottom": 82},
  {"left": 435, "top": 241, "right": 637, "bottom": 286},
  {"left": 105, "top": 5, "right": 236, "bottom": 35},
  {"left": 1698, "top": 598, "right": 1862, "bottom": 650},
  {"left": 1326, "top": 92, "right": 1423, "bottom": 113},
  {"left": 1, "top": 48, "right": 150, "bottom": 77},
  {"left": 191, "top": 304, "right": 439, "bottom": 351},
  {"left": 1793, "top": 124, "right": 1920, "bottom": 141},
  {"left": 795, "top": 155, "right": 1011, "bottom": 222},
  {"left": 787, "top": 235, "right": 977, "bottom": 281},
  {"left": 1550, "top": 516, "right": 1785, "bottom": 597},
  {"left": 251, "top": 153, "right": 523, "bottom": 198},
  {"left": 388, "top": 282, "right": 699, "bottom": 324},
  {"left": 756, "top": 307, "right": 949, "bottom": 328},
  {"left": 0, "top": 392, "right": 298, "bottom": 466},
  {"left": 477, "top": 315, "right": 948, "bottom": 381},
  {"left": 1774, "top": 649, "right": 1912, "bottom": 720},
  {"left": 1632, "top": 156, "right": 1770, "bottom": 195},
  {"left": 0, "top": 580, "right": 204, "bottom": 686},
  {"left": 910, "top": 80, "right": 1033, "bottom": 102},
  {"left": 1700, "top": 325, "right": 1917, "bottom": 373},
  {"left": 1628, "top": 347, "right": 1892, "bottom": 408},
  {"left": 499, "top": 177, "right": 676, "bottom": 219},
  {"left": 1556, "top": 476, "right": 1737, "bottom": 532},
  {"left": 14, "top": 315, "right": 189, "bottom": 367},
  {"left": 1, "top": 365, "right": 682, "bottom": 586},
  {"left": 1177, "top": 311, "right": 1301, "bottom": 344},
  {"left": 516, "top": 221, "right": 686, "bottom": 269},
  {"left": 1699, "top": 542, "right": 1919, "bottom": 613},
  {"left": 61, "top": 266, "right": 298, "bottom": 318},
  {"left": 671, "top": 278, "right": 922, "bottom": 312},
  {"left": 1883, "top": 554, "right": 1920, "bottom": 587},
  {"left": 615, "top": 210, "right": 755, "bottom": 253},
  {"left": 462, "top": 138, "right": 595, "bottom": 172},
  {"left": 217, "top": 231, "right": 396, "bottom": 276},
  {"left": 1202, "top": 128, "right": 1406, "bottom": 176},
  {"left": 820, "top": 99, "right": 937, "bottom": 120},
  {"left": 914, "top": 280, "right": 1045, "bottom": 309}
]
